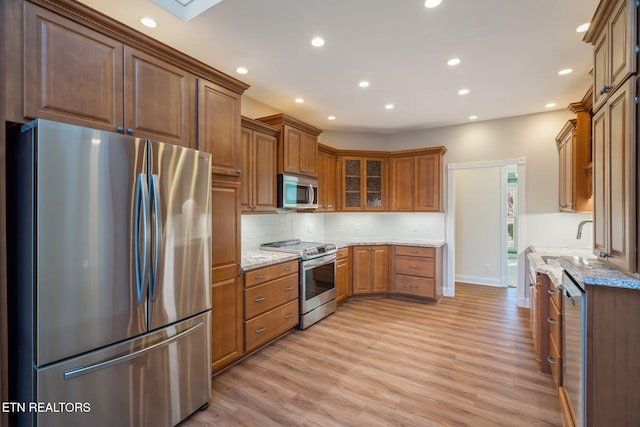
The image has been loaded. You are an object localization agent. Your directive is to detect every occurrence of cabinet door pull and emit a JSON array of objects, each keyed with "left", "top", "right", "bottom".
[
  {"left": 599, "top": 85, "right": 611, "bottom": 95},
  {"left": 116, "top": 126, "right": 124, "bottom": 132},
  {"left": 284, "top": 313, "right": 294, "bottom": 319},
  {"left": 255, "top": 274, "right": 266, "bottom": 279},
  {"left": 599, "top": 252, "right": 611, "bottom": 259},
  {"left": 409, "top": 284, "right": 418, "bottom": 288},
  {"left": 284, "top": 267, "right": 293, "bottom": 271},
  {"left": 547, "top": 356, "right": 557, "bottom": 365},
  {"left": 254, "top": 296, "right": 266, "bottom": 302},
  {"left": 126, "top": 128, "right": 134, "bottom": 134},
  {"left": 410, "top": 265, "right": 418, "bottom": 268},
  {"left": 255, "top": 327, "right": 266, "bottom": 334},
  {"left": 548, "top": 289, "right": 556, "bottom": 295},
  {"left": 547, "top": 317, "right": 557, "bottom": 325},
  {"left": 284, "top": 286, "right": 294, "bottom": 291},
  {"left": 235, "top": 169, "right": 241, "bottom": 175}
]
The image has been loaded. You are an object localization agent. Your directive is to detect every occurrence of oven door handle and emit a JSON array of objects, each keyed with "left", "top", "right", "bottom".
[{"left": 302, "top": 254, "right": 336, "bottom": 270}]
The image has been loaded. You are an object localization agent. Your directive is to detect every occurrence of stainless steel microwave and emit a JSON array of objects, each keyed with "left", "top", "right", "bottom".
[{"left": 278, "top": 174, "right": 318, "bottom": 209}]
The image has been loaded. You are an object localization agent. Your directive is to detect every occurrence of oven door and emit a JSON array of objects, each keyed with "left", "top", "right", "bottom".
[{"left": 300, "top": 253, "right": 336, "bottom": 315}]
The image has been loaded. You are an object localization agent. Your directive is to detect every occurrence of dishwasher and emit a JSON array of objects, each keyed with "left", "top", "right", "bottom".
[{"left": 562, "top": 271, "right": 586, "bottom": 427}]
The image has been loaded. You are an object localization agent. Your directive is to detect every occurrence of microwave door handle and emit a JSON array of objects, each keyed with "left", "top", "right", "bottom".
[{"left": 307, "top": 184, "right": 314, "bottom": 205}]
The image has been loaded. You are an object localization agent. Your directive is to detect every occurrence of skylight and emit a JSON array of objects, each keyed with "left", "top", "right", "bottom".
[{"left": 149, "top": 0, "right": 223, "bottom": 22}]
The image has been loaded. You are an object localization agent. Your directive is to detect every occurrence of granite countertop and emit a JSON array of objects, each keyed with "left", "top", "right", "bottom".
[
  {"left": 325, "top": 238, "right": 446, "bottom": 249},
  {"left": 241, "top": 238, "right": 446, "bottom": 270},
  {"left": 241, "top": 250, "right": 299, "bottom": 271},
  {"left": 527, "top": 245, "right": 640, "bottom": 291}
]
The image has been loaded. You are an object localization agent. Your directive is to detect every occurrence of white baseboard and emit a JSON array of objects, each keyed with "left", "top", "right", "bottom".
[{"left": 455, "top": 275, "right": 506, "bottom": 288}]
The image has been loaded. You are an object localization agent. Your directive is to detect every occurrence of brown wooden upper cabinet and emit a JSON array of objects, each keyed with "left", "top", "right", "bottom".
[
  {"left": 198, "top": 79, "right": 242, "bottom": 175},
  {"left": 240, "top": 117, "right": 279, "bottom": 213},
  {"left": 585, "top": 0, "right": 636, "bottom": 111},
  {"left": 340, "top": 156, "right": 387, "bottom": 211},
  {"left": 555, "top": 88, "right": 593, "bottom": 213},
  {"left": 390, "top": 147, "right": 446, "bottom": 212},
  {"left": 317, "top": 144, "right": 338, "bottom": 212},
  {"left": 257, "top": 114, "right": 322, "bottom": 178},
  {"left": 23, "top": 3, "right": 195, "bottom": 147}
]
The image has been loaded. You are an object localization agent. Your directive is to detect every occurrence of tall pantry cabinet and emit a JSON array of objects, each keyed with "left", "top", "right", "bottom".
[{"left": 584, "top": 0, "right": 638, "bottom": 276}]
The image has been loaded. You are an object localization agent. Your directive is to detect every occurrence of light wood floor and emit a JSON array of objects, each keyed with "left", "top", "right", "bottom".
[{"left": 181, "top": 283, "right": 561, "bottom": 426}]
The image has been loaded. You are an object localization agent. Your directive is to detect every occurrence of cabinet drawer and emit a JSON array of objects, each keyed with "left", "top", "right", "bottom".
[
  {"left": 245, "top": 274, "right": 298, "bottom": 319},
  {"left": 548, "top": 297, "right": 561, "bottom": 346},
  {"left": 245, "top": 260, "right": 299, "bottom": 288},
  {"left": 549, "top": 333, "right": 562, "bottom": 389},
  {"left": 395, "top": 246, "right": 435, "bottom": 258},
  {"left": 336, "top": 247, "right": 349, "bottom": 260},
  {"left": 245, "top": 300, "right": 298, "bottom": 352},
  {"left": 549, "top": 280, "right": 562, "bottom": 311},
  {"left": 395, "top": 256, "right": 435, "bottom": 277},
  {"left": 394, "top": 274, "right": 435, "bottom": 298}
]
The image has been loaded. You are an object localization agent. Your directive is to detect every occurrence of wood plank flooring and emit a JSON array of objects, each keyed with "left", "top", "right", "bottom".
[{"left": 180, "top": 283, "right": 561, "bottom": 426}]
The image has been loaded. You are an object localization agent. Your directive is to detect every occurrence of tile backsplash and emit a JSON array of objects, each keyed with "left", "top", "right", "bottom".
[{"left": 241, "top": 211, "right": 446, "bottom": 251}]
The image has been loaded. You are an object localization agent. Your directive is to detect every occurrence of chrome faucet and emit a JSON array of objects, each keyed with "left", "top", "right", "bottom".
[{"left": 576, "top": 220, "right": 593, "bottom": 239}]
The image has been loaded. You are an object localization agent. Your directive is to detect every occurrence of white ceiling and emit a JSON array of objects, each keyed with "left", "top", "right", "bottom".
[{"left": 77, "top": 0, "right": 600, "bottom": 134}]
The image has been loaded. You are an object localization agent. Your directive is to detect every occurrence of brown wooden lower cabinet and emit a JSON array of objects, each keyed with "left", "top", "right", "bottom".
[
  {"left": 352, "top": 246, "right": 389, "bottom": 295},
  {"left": 392, "top": 245, "right": 443, "bottom": 302},
  {"left": 335, "top": 248, "right": 352, "bottom": 303},
  {"left": 243, "top": 260, "right": 299, "bottom": 353}
]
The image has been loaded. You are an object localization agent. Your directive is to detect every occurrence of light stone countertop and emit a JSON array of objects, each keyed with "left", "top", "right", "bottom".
[
  {"left": 241, "top": 238, "right": 446, "bottom": 271},
  {"left": 527, "top": 245, "right": 640, "bottom": 291}
]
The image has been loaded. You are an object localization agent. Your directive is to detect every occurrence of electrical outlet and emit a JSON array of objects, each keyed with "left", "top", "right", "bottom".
[
  {"left": 412, "top": 223, "right": 418, "bottom": 232},
  {"left": 484, "top": 264, "right": 490, "bottom": 272},
  {"left": 307, "top": 223, "right": 313, "bottom": 233},
  {"left": 354, "top": 222, "right": 360, "bottom": 231}
]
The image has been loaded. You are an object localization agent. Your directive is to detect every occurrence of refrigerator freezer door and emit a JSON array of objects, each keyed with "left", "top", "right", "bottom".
[
  {"left": 30, "top": 120, "right": 148, "bottom": 366},
  {"left": 32, "top": 312, "right": 211, "bottom": 427},
  {"left": 147, "top": 141, "right": 212, "bottom": 330}
]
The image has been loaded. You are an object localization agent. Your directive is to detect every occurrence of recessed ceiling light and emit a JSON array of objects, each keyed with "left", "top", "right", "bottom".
[
  {"left": 140, "top": 17, "right": 157, "bottom": 28},
  {"left": 385, "top": 104, "right": 395, "bottom": 110},
  {"left": 576, "top": 23, "right": 590, "bottom": 33},
  {"left": 236, "top": 67, "right": 248, "bottom": 75},
  {"left": 545, "top": 102, "right": 557, "bottom": 108},
  {"left": 311, "top": 37, "right": 325, "bottom": 47},
  {"left": 358, "top": 81, "right": 370, "bottom": 88},
  {"left": 295, "top": 98, "right": 304, "bottom": 103},
  {"left": 328, "top": 116, "right": 336, "bottom": 120},
  {"left": 458, "top": 89, "right": 470, "bottom": 95},
  {"left": 469, "top": 115, "right": 478, "bottom": 120},
  {"left": 447, "top": 58, "right": 461, "bottom": 66},
  {"left": 558, "top": 68, "right": 573, "bottom": 75},
  {"left": 424, "top": 0, "right": 442, "bottom": 8}
]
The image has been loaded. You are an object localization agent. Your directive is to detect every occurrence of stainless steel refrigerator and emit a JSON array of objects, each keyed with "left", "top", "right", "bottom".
[{"left": 7, "top": 119, "right": 212, "bottom": 426}]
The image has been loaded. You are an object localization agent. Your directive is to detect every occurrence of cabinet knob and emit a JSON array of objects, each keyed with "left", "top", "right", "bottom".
[
  {"left": 599, "top": 252, "right": 611, "bottom": 259},
  {"left": 116, "top": 126, "right": 124, "bottom": 133},
  {"left": 547, "top": 356, "right": 557, "bottom": 366},
  {"left": 236, "top": 169, "right": 242, "bottom": 175},
  {"left": 546, "top": 317, "right": 557, "bottom": 325},
  {"left": 255, "top": 327, "right": 266, "bottom": 334},
  {"left": 599, "top": 85, "right": 611, "bottom": 95},
  {"left": 284, "top": 313, "right": 294, "bottom": 319},
  {"left": 126, "top": 128, "right": 134, "bottom": 134}
]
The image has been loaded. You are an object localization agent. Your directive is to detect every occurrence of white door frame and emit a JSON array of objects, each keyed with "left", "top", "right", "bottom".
[{"left": 445, "top": 157, "right": 528, "bottom": 306}]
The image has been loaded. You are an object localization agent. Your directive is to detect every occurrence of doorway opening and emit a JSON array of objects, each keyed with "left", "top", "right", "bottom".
[
  {"left": 502, "top": 167, "right": 518, "bottom": 288},
  {"left": 445, "top": 158, "right": 527, "bottom": 306}
]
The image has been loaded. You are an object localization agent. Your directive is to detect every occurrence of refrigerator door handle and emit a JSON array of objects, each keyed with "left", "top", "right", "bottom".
[
  {"left": 63, "top": 321, "right": 204, "bottom": 380},
  {"left": 134, "top": 173, "right": 151, "bottom": 304},
  {"left": 149, "top": 174, "right": 162, "bottom": 301}
]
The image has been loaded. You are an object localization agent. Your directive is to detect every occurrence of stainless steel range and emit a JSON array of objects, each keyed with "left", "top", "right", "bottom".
[{"left": 261, "top": 240, "right": 337, "bottom": 329}]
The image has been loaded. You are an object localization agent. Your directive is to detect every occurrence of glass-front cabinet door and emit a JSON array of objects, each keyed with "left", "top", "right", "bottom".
[{"left": 341, "top": 156, "right": 386, "bottom": 211}]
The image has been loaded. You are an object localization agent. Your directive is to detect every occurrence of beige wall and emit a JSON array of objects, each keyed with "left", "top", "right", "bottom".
[{"left": 241, "top": 95, "right": 280, "bottom": 119}]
